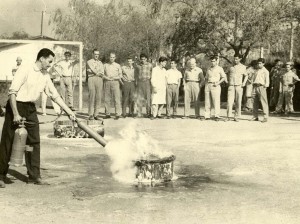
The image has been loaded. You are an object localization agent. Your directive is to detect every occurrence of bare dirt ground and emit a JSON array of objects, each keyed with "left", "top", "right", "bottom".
[{"left": 1, "top": 106, "right": 300, "bottom": 224}]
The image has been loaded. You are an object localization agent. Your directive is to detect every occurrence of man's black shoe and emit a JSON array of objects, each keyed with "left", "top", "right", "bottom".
[
  {"left": 88, "top": 115, "right": 94, "bottom": 120},
  {"left": 150, "top": 116, "right": 156, "bottom": 120},
  {"left": 27, "top": 177, "right": 50, "bottom": 185},
  {"left": 104, "top": 115, "right": 111, "bottom": 119},
  {"left": 114, "top": 116, "right": 120, "bottom": 120},
  {"left": 261, "top": 118, "right": 268, "bottom": 123},
  {"left": 249, "top": 117, "right": 259, "bottom": 121}
]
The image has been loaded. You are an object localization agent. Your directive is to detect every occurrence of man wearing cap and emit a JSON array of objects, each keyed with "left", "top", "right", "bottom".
[
  {"left": 54, "top": 51, "right": 78, "bottom": 111},
  {"left": 86, "top": 49, "right": 104, "bottom": 120},
  {"left": 103, "top": 52, "right": 122, "bottom": 119},
  {"left": 204, "top": 55, "right": 226, "bottom": 121},
  {"left": 166, "top": 59, "right": 182, "bottom": 118},
  {"left": 250, "top": 58, "right": 269, "bottom": 122},
  {"left": 121, "top": 56, "right": 136, "bottom": 117},
  {"left": 226, "top": 54, "right": 248, "bottom": 122},
  {"left": 182, "top": 58, "right": 205, "bottom": 119},
  {"left": 12, "top": 57, "right": 22, "bottom": 78},
  {"left": 274, "top": 62, "right": 300, "bottom": 115}
]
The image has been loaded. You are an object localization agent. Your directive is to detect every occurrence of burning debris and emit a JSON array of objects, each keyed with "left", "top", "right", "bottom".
[{"left": 105, "top": 121, "right": 175, "bottom": 184}]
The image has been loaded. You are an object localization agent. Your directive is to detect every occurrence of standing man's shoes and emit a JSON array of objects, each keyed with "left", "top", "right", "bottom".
[
  {"left": 234, "top": 118, "right": 239, "bottom": 122},
  {"left": 114, "top": 116, "right": 120, "bottom": 120},
  {"left": 27, "top": 177, "right": 50, "bottom": 185},
  {"left": 150, "top": 116, "right": 156, "bottom": 120},
  {"left": 261, "top": 118, "right": 268, "bottom": 123},
  {"left": 0, "top": 180, "right": 5, "bottom": 188},
  {"left": 249, "top": 117, "right": 259, "bottom": 121},
  {"left": 104, "top": 115, "right": 111, "bottom": 119},
  {"left": 181, "top": 116, "right": 189, "bottom": 119}
]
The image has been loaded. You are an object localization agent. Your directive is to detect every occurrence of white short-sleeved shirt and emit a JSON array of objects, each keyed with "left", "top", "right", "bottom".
[
  {"left": 166, "top": 69, "right": 182, "bottom": 84},
  {"left": 9, "top": 64, "right": 60, "bottom": 102}
]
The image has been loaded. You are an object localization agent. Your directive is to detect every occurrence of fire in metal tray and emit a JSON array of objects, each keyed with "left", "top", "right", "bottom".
[{"left": 135, "top": 154, "right": 176, "bottom": 183}]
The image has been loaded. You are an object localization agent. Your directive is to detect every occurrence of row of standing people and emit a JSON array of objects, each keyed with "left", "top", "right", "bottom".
[{"left": 87, "top": 49, "right": 283, "bottom": 122}]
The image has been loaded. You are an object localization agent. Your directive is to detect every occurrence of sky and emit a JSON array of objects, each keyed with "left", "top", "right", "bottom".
[{"left": 0, "top": 0, "right": 111, "bottom": 37}]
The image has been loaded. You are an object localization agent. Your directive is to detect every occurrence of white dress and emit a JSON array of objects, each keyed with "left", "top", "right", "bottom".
[{"left": 151, "top": 66, "right": 167, "bottom": 104}]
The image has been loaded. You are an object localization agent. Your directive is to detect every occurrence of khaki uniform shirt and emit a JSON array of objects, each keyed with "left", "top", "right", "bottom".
[
  {"left": 228, "top": 63, "right": 247, "bottom": 85},
  {"left": 253, "top": 67, "right": 270, "bottom": 87},
  {"left": 206, "top": 65, "right": 226, "bottom": 83}
]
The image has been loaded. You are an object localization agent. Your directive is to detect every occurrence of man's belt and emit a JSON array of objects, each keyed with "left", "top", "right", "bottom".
[
  {"left": 124, "top": 80, "right": 135, "bottom": 83},
  {"left": 138, "top": 79, "right": 150, "bottom": 82},
  {"left": 168, "top": 83, "right": 178, "bottom": 85},
  {"left": 186, "top": 80, "right": 199, "bottom": 83},
  {"left": 253, "top": 83, "right": 264, "bottom": 87}
]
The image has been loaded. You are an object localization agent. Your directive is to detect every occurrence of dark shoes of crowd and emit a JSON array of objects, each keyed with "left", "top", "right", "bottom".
[{"left": 0, "top": 176, "right": 49, "bottom": 188}]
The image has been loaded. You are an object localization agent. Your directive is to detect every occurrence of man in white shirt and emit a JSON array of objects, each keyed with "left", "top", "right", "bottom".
[
  {"left": 54, "top": 51, "right": 78, "bottom": 111},
  {"left": 0, "top": 48, "right": 76, "bottom": 188},
  {"left": 12, "top": 56, "right": 22, "bottom": 77},
  {"left": 86, "top": 49, "right": 104, "bottom": 120},
  {"left": 182, "top": 58, "right": 205, "bottom": 119},
  {"left": 204, "top": 55, "right": 226, "bottom": 121},
  {"left": 226, "top": 54, "right": 248, "bottom": 122},
  {"left": 151, "top": 56, "right": 168, "bottom": 119},
  {"left": 250, "top": 58, "right": 269, "bottom": 122},
  {"left": 166, "top": 59, "right": 182, "bottom": 118}
]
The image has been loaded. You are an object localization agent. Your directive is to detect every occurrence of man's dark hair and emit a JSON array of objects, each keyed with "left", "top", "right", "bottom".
[
  {"left": 64, "top": 51, "right": 71, "bottom": 56},
  {"left": 257, "top": 58, "right": 265, "bottom": 63},
  {"left": 36, "top": 48, "right": 55, "bottom": 61},
  {"left": 140, "top": 53, "right": 148, "bottom": 59},
  {"left": 127, "top": 56, "right": 133, "bottom": 60},
  {"left": 250, "top": 60, "right": 257, "bottom": 67},
  {"left": 210, "top": 55, "right": 218, "bottom": 61},
  {"left": 234, "top": 54, "right": 242, "bottom": 58},
  {"left": 274, "top": 59, "right": 281, "bottom": 63},
  {"left": 158, "top": 56, "right": 168, "bottom": 63},
  {"left": 93, "top": 48, "right": 99, "bottom": 53},
  {"left": 170, "top": 58, "right": 178, "bottom": 64}
]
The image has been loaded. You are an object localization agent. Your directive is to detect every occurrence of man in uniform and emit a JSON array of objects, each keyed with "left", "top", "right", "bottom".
[
  {"left": 86, "top": 49, "right": 104, "bottom": 120},
  {"left": 54, "top": 51, "right": 78, "bottom": 111},
  {"left": 103, "top": 52, "right": 122, "bottom": 119},
  {"left": 166, "top": 59, "right": 182, "bottom": 118},
  {"left": 135, "top": 54, "right": 153, "bottom": 118},
  {"left": 226, "top": 54, "right": 248, "bottom": 122},
  {"left": 270, "top": 59, "right": 283, "bottom": 110},
  {"left": 204, "top": 55, "right": 226, "bottom": 121},
  {"left": 182, "top": 58, "right": 205, "bottom": 119},
  {"left": 250, "top": 58, "right": 269, "bottom": 122},
  {"left": 0, "top": 48, "right": 76, "bottom": 188},
  {"left": 121, "top": 56, "right": 136, "bottom": 117},
  {"left": 274, "top": 62, "right": 300, "bottom": 115}
]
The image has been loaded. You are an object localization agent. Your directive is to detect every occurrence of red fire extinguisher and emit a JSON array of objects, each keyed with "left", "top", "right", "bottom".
[{"left": 9, "top": 120, "right": 31, "bottom": 167}]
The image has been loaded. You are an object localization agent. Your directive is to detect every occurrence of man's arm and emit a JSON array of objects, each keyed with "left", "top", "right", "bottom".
[
  {"left": 9, "top": 94, "right": 22, "bottom": 123},
  {"left": 45, "top": 76, "right": 75, "bottom": 120},
  {"left": 265, "top": 70, "right": 270, "bottom": 88},
  {"left": 199, "top": 70, "right": 205, "bottom": 87}
]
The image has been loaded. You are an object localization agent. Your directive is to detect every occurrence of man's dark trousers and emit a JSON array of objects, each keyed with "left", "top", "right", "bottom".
[
  {"left": 0, "top": 101, "right": 41, "bottom": 181},
  {"left": 122, "top": 81, "right": 135, "bottom": 116}
]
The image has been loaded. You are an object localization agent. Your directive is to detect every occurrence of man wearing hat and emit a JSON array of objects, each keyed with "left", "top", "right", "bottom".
[{"left": 54, "top": 51, "right": 78, "bottom": 111}]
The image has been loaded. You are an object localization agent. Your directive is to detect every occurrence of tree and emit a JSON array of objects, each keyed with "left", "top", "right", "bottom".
[
  {"left": 147, "top": 0, "right": 294, "bottom": 63},
  {"left": 0, "top": 30, "right": 29, "bottom": 39},
  {"left": 50, "top": 0, "right": 176, "bottom": 61}
]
